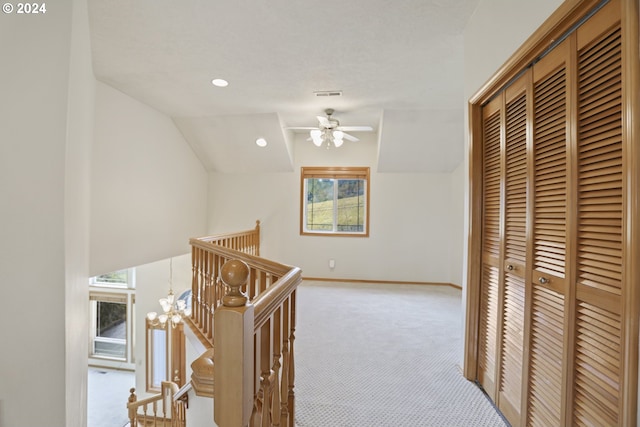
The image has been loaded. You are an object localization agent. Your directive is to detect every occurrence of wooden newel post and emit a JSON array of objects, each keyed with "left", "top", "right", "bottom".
[
  {"left": 214, "top": 259, "right": 255, "bottom": 427},
  {"left": 127, "top": 387, "right": 137, "bottom": 425}
]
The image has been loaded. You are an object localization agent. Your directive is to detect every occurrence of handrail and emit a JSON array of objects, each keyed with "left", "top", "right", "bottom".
[
  {"left": 189, "top": 242, "right": 289, "bottom": 278},
  {"left": 127, "top": 381, "right": 187, "bottom": 427},
  {"left": 173, "top": 381, "right": 192, "bottom": 402},
  {"left": 188, "top": 221, "right": 263, "bottom": 346},
  {"left": 196, "top": 220, "right": 260, "bottom": 256},
  {"left": 253, "top": 266, "right": 302, "bottom": 330}
]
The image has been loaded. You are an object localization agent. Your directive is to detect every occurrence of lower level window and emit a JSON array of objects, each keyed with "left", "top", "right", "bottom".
[
  {"left": 93, "top": 300, "right": 127, "bottom": 359},
  {"left": 300, "top": 166, "right": 370, "bottom": 237},
  {"left": 89, "top": 289, "right": 135, "bottom": 368}
]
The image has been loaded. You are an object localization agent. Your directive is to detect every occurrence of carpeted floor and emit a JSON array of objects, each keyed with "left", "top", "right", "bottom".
[{"left": 293, "top": 281, "right": 508, "bottom": 427}]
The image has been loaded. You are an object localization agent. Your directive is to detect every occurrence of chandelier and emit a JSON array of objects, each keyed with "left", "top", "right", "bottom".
[
  {"left": 146, "top": 258, "right": 191, "bottom": 328},
  {"left": 310, "top": 128, "right": 344, "bottom": 148}
]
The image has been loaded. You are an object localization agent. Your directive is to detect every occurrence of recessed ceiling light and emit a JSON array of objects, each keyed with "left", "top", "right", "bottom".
[
  {"left": 211, "top": 78, "right": 229, "bottom": 87},
  {"left": 255, "top": 138, "right": 267, "bottom": 147}
]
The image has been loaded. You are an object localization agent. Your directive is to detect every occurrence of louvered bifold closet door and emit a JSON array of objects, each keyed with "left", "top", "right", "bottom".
[
  {"left": 496, "top": 76, "right": 528, "bottom": 427},
  {"left": 573, "top": 3, "right": 623, "bottom": 425},
  {"left": 527, "top": 39, "right": 570, "bottom": 427},
  {"left": 477, "top": 97, "right": 503, "bottom": 400}
]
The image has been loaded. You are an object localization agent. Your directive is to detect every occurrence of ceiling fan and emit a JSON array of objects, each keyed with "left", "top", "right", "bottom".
[{"left": 286, "top": 108, "right": 374, "bottom": 147}]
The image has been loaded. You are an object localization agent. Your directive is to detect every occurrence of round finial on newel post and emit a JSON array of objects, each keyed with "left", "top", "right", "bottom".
[{"left": 220, "top": 259, "right": 250, "bottom": 307}]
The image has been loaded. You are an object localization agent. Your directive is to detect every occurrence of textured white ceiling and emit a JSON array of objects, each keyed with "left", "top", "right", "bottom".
[{"left": 88, "top": 0, "right": 478, "bottom": 173}]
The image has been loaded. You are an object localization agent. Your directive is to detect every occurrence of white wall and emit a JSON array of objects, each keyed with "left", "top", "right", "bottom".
[
  {"left": 65, "top": 0, "right": 95, "bottom": 425},
  {"left": 208, "top": 133, "right": 459, "bottom": 284},
  {"left": 463, "top": 0, "right": 564, "bottom": 98},
  {"left": 90, "top": 82, "right": 209, "bottom": 276},
  {"left": 0, "top": 0, "right": 93, "bottom": 425}
]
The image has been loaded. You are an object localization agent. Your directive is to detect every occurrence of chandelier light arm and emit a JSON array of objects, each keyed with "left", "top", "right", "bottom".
[{"left": 146, "top": 258, "right": 191, "bottom": 328}]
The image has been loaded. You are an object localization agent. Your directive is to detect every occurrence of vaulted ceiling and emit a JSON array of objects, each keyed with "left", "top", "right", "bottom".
[{"left": 88, "top": 0, "right": 479, "bottom": 173}]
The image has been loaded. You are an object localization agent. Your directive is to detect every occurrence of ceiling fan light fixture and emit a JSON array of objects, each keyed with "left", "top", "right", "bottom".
[
  {"left": 332, "top": 130, "right": 344, "bottom": 147},
  {"left": 285, "top": 109, "right": 371, "bottom": 148},
  {"left": 310, "top": 129, "right": 323, "bottom": 147}
]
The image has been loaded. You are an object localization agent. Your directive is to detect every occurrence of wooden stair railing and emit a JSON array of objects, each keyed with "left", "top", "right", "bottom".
[
  {"left": 135, "top": 222, "right": 298, "bottom": 426},
  {"left": 127, "top": 381, "right": 188, "bottom": 426},
  {"left": 214, "top": 259, "right": 301, "bottom": 427},
  {"left": 187, "top": 221, "right": 261, "bottom": 347}
]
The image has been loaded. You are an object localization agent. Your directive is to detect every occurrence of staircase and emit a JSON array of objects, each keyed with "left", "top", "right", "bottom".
[{"left": 128, "top": 221, "right": 301, "bottom": 427}]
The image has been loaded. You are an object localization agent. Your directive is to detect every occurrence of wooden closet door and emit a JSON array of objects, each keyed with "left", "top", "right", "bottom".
[
  {"left": 466, "top": 1, "right": 637, "bottom": 425},
  {"left": 496, "top": 75, "right": 529, "bottom": 427},
  {"left": 572, "top": 2, "right": 623, "bottom": 425},
  {"left": 477, "top": 96, "right": 503, "bottom": 400},
  {"left": 527, "top": 38, "right": 571, "bottom": 427}
]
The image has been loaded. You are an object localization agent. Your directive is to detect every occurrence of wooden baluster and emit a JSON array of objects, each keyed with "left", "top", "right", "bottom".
[
  {"left": 191, "top": 247, "right": 198, "bottom": 327},
  {"left": 250, "top": 331, "right": 261, "bottom": 427},
  {"left": 215, "top": 255, "right": 223, "bottom": 307},
  {"left": 260, "top": 319, "right": 273, "bottom": 427},
  {"left": 280, "top": 298, "right": 291, "bottom": 426},
  {"left": 196, "top": 248, "right": 204, "bottom": 329},
  {"left": 259, "top": 272, "right": 267, "bottom": 295},
  {"left": 287, "top": 291, "right": 296, "bottom": 427},
  {"left": 152, "top": 400, "right": 158, "bottom": 426},
  {"left": 200, "top": 247, "right": 206, "bottom": 329},
  {"left": 248, "top": 267, "right": 256, "bottom": 300},
  {"left": 201, "top": 249, "right": 207, "bottom": 335},
  {"left": 212, "top": 252, "right": 219, "bottom": 310},
  {"left": 255, "top": 220, "right": 261, "bottom": 256},
  {"left": 162, "top": 383, "right": 168, "bottom": 426},
  {"left": 127, "top": 387, "right": 137, "bottom": 426},
  {"left": 200, "top": 248, "right": 207, "bottom": 330},
  {"left": 252, "top": 370, "right": 264, "bottom": 427},
  {"left": 191, "top": 246, "right": 197, "bottom": 324},
  {"left": 271, "top": 307, "right": 282, "bottom": 427},
  {"left": 199, "top": 246, "right": 208, "bottom": 333},
  {"left": 142, "top": 403, "right": 148, "bottom": 425},
  {"left": 204, "top": 250, "right": 212, "bottom": 339},
  {"left": 200, "top": 252, "right": 209, "bottom": 337}
]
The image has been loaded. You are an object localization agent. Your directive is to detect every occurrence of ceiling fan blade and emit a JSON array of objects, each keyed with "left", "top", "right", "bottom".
[
  {"left": 284, "top": 126, "right": 319, "bottom": 131},
  {"left": 317, "top": 116, "right": 331, "bottom": 127},
  {"left": 337, "top": 126, "right": 373, "bottom": 132},
  {"left": 342, "top": 132, "right": 359, "bottom": 142}
]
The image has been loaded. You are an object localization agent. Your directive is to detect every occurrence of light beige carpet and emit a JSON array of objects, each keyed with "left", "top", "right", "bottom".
[{"left": 293, "top": 281, "right": 508, "bottom": 427}]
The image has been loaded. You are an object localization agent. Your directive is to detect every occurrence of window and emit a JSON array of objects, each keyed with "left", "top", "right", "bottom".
[
  {"left": 93, "top": 298, "right": 127, "bottom": 359},
  {"left": 91, "top": 269, "right": 134, "bottom": 288},
  {"left": 89, "top": 268, "right": 136, "bottom": 370},
  {"left": 146, "top": 319, "right": 185, "bottom": 392},
  {"left": 300, "top": 166, "right": 370, "bottom": 236}
]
